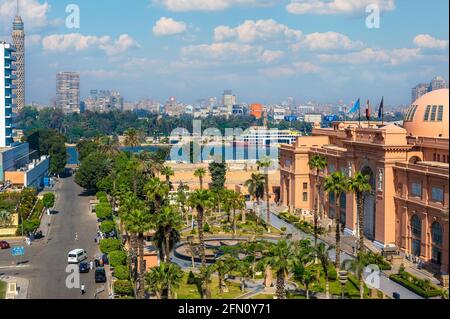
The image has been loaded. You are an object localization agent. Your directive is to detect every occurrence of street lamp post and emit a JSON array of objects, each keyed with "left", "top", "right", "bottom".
[{"left": 338, "top": 270, "right": 348, "bottom": 299}]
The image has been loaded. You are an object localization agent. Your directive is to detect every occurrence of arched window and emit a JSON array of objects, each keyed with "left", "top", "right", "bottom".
[
  {"left": 432, "top": 222, "right": 443, "bottom": 245},
  {"left": 411, "top": 215, "right": 422, "bottom": 238}
]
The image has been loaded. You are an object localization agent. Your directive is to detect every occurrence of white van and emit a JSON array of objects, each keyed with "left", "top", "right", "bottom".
[{"left": 68, "top": 249, "right": 88, "bottom": 264}]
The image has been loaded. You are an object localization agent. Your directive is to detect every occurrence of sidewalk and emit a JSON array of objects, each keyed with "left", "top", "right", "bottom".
[{"left": 0, "top": 275, "right": 29, "bottom": 299}]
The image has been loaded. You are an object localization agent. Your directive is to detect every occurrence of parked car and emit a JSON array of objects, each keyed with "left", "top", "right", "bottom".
[
  {"left": 0, "top": 241, "right": 10, "bottom": 249},
  {"left": 79, "top": 262, "right": 90, "bottom": 273},
  {"left": 67, "top": 249, "right": 88, "bottom": 264},
  {"left": 95, "top": 268, "right": 107, "bottom": 283}
]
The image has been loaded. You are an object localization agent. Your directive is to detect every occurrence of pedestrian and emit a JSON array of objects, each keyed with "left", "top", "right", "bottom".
[
  {"left": 90, "top": 260, "right": 94, "bottom": 270},
  {"left": 81, "top": 284, "right": 86, "bottom": 295},
  {"left": 75, "top": 232, "right": 78, "bottom": 241}
]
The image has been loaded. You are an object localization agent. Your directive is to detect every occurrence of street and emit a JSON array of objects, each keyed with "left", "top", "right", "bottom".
[{"left": 0, "top": 173, "right": 104, "bottom": 299}]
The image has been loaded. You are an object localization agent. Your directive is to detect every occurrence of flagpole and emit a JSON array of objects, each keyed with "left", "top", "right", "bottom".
[
  {"left": 382, "top": 97, "right": 384, "bottom": 126},
  {"left": 358, "top": 102, "right": 361, "bottom": 128}
]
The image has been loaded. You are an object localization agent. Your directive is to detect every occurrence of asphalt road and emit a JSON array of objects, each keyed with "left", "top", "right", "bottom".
[{"left": 0, "top": 173, "right": 104, "bottom": 299}]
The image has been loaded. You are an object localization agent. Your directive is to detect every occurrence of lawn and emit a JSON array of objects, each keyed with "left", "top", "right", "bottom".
[
  {"left": 251, "top": 293, "right": 275, "bottom": 299},
  {"left": 177, "top": 273, "right": 244, "bottom": 299},
  {"left": 0, "top": 280, "right": 6, "bottom": 299}
]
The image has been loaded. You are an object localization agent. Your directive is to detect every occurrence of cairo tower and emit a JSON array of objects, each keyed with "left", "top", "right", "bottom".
[{"left": 12, "top": 2, "right": 25, "bottom": 112}]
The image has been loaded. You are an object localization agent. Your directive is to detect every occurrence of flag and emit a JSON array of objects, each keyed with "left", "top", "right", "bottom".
[
  {"left": 378, "top": 97, "right": 384, "bottom": 120},
  {"left": 366, "top": 99, "right": 371, "bottom": 120},
  {"left": 349, "top": 98, "right": 360, "bottom": 114}
]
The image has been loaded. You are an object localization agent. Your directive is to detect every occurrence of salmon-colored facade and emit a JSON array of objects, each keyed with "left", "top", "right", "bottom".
[
  {"left": 250, "top": 104, "right": 264, "bottom": 119},
  {"left": 279, "top": 89, "right": 449, "bottom": 274}
]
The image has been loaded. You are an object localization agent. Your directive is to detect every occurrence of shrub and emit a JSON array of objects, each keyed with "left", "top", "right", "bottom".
[
  {"left": 187, "top": 271, "right": 197, "bottom": 285},
  {"left": 389, "top": 274, "right": 444, "bottom": 298},
  {"left": 99, "top": 238, "right": 122, "bottom": 254},
  {"left": 17, "top": 219, "right": 40, "bottom": 235},
  {"left": 203, "top": 222, "right": 211, "bottom": 233},
  {"left": 328, "top": 264, "right": 337, "bottom": 281},
  {"left": 109, "top": 250, "right": 127, "bottom": 267},
  {"left": 96, "top": 203, "right": 112, "bottom": 220},
  {"left": 113, "top": 265, "right": 130, "bottom": 280},
  {"left": 96, "top": 192, "right": 109, "bottom": 204},
  {"left": 100, "top": 220, "right": 115, "bottom": 234},
  {"left": 114, "top": 280, "right": 134, "bottom": 296},
  {"left": 42, "top": 193, "right": 55, "bottom": 209}
]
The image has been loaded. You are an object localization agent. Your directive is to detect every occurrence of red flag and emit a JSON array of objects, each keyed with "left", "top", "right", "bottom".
[{"left": 366, "top": 99, "right": 371, "bottom": 120}]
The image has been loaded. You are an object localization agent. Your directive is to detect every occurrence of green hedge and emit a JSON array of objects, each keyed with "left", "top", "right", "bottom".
[
  {"left": 109, "top": 250, "right": 127, "bottom": 267},
  {"left": 113, "top": 265, "right": 130, "bottom": 280},
  {"left": 100, "top": 220, "right": 116, "bottom": 234},
  {"left": 113, "top": 280, "right": 134, "bottom": 296},
  {"left": 389, "top": 274, "right": 443, "bottom": 298},
  {"left": 99, "top": 238, "right": 122, "bottom": 254},
  {"left": 43, "top": 193, "right": 56, "bottom": 209},
  {"left": 95, "top": 202, "right": 112, "bottom": 220}
]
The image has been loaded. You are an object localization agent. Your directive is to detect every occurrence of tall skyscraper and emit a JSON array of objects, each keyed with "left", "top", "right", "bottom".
[
  {"left": 12, "top": 1, "right": 25, "bottom": 112},
  {"left": 222, "top": 90, "right": 236, "bottom": 114},
  {"left": 429, "top": 76, "right": 449, "bottom": 91},
  {"left": 56, "top": 72, "right": 80, "bottom": 113},
  {"left": 1, "top": 42, "right": 16, "bottom": 147},
  {"left": 411, "top": 83, "right": 429, "bottom": 103}
]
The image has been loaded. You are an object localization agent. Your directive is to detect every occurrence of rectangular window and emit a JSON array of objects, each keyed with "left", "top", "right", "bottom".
[
  {"left": 433, "top": 153, "right": 437, "bottom": 161},
  {"left": 437, "top": 154, "right": 441, "bottom": 162},
  {"left": 303, "top": 192, "right": 308, "bottom": 202},
  {"left": 430, "top": 105, "right": 438, "bottom": 121},
  {"left": 303, "top": 183, "right": 308, "bottom": 190},
  {"left": 328, "top": 164, "right": 335, "bottom": 173},
  {"left": 424, "top": 105, "right": 432, "bottom": 121},
  {"left": 411, "top": 182, "right": 422, "bottom": 197},
  {"left": 437, "top": 105, "right": 444, "bottom": 121},
  {"left": 431, "top": 187, "right": 444, "bottom": 202}
]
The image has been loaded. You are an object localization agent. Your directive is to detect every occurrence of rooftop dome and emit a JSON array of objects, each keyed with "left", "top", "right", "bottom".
[{"left": 403, "top": 89, "right": 449, "bottom": 138}]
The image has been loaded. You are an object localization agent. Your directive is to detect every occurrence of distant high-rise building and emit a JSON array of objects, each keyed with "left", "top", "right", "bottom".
[
  {"left": 412, "top": 76, "right": 449, "bottom": 103},
  {"left": 56, "top": 72, "right": 80, "bottom": 113},
  {"left": 412, "top": 83, "right": 430, "bottom": 103},
  {"left": 222, "top": 90, "right": 237, "bottom": 114},
  {"left": 1, "top": 42, "right": 16, "bottom": 147},
  {"left": 12, "top": 2, "right": 25, "bottom": 112},
  {"left": 429, "top": 76, "right": 449, "bottom": 91}
]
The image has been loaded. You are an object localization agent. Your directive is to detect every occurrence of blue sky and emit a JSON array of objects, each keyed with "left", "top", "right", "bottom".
[{"left": 0, "top": 0, "right": 448, "bottom": 106}]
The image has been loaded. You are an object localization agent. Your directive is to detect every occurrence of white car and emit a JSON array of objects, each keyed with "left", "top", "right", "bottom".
[{"left": 68, "top": 249, "right": 88, "bottom": 264}]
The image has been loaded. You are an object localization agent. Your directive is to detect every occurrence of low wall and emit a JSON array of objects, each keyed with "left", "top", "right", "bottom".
[{"left": 0, "top": 227, "right": 17, "bottom": 236}]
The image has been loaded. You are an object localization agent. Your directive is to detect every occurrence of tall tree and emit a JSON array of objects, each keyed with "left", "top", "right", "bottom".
[
  {"left": 161, "top": 166, "right": 175, "bottom": 189},
  {"left": 266, "top": 240, "right": 294, "bottom": 299},
  {"left": 123, "top": 208, "right": 154, "bottom": 299},
  {"left": 347, "top": 172, "right": 372, "bottom": 253},
  {"left": 257, "top": 157, "right": 273, "bottom": 232},
  {"left": 188, "top": 190, "right": 213, "bottom": 267},
  {"left": 123, "top": 128, "right": 143, "bottom": 148},
  {"left": 222, "top": 190, "right": 245, "bottom": 237},
  {"left": 145, "top": 262, "right": 183, "bottom": 299},
  {"left": 208, "top": 162, "right": 227, "bottom": 191},
  {"left": 314, "top": 243, "right": 335, "bottom": 300},
  {"left": 324, "top": 172, "right": 349, "bottom": 270},
  {"left": 144, "top": 178, "right": 170, "bottom": 214},
  {"left": 194, "top": 168, "right": 207, "bottom": 190},
  {"left": 308, "top": 155, "right": 327, "bottom": 247},
  {"left": 152, "top": 205, "right": 183, "bottom": 263}
]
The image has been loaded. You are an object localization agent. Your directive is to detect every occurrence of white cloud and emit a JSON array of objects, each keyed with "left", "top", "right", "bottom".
[
  {"left": 153, "top": 17, "right": 187, "bottom": 36},
  {"left": 153, "top": 0, "right": 278, "bottom": 12},
  {"left": 299, "top": 32, "right": 364, "bottom": 51},
  {"left": 181, "top": 42, "right": 283, "bottom": 64},
  {"left": 260, "top": 61, "right": 322, "bottom": 78},
  {"left": 26, "top": 34, "right": 42, "bottom": 46},
  {"left": 286, "top": 0, "right": 396, "bottom": 15},
  {"left": 414, "top": 34, "right": 449, "bottom": 50},
  {"left": 214, "top": 19, "right": 302, "bottom": 43},
  {"left": 317, "top": 47, "right": 423, "bottom": 66},
  {"left": 81, "top": 69, "right": 120, "bottom": 79},
  {"left": 42, "top": 33, "right": 139, "bottom": 56},
  {"left": 0, "top": 0, "right": 51, "bottom": 28}
]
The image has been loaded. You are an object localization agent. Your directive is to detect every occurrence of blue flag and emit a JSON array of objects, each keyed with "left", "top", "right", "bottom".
[
  {"left": 378, "top": 97, "right": 384, "bottom": 120},
  {"left": 349, "top": 98, "right": 360, "bottom": 114}
]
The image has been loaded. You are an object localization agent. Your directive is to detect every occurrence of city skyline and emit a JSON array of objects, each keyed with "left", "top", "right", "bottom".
[{"left": 0, "top": 0, "right": 448, "bottom": 106}]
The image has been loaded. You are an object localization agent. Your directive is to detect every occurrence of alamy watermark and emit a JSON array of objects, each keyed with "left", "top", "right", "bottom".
[
  {"left": 65, "top": 4, "right": 80, "bottom": 29},
  {"left": 366, "top": 4, "right": 381, "bottom": 29}
]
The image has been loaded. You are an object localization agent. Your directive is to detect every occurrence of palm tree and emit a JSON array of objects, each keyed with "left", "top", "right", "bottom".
[
  {"left": 198, "top": 265, "right": 214, "bottom": 299},
  {"left": 308, "top": 155, "right": 327, "bottom": 247},
  {"left": 152, "top": 205, "right": 183, "bottom": 263},
  {"left": 214, "top": 258, "right": 235, "bottom": 294},
  {"left": 145, "top": 262, "right": 183, "bottom": 299},
  {"left": 342, "top": 253, "right": 369, "bottom": 299},
  {"left": 194, "top": 168, "right": 207, "bottom": 190},
  {"left": 324, "top": 171, "right": 349, "bottom": 270},
  {"left": 98, "top": 136, "right": 120, "bottom": 157},
  {"left": 314, "top": 242, "right": 334, "bottom": 299},
  {"left": 267, "top": 240, "right": 294, "bottom": 299},
  {"left": 245, "top": 172, "right": 265, "bottom": 225},
  {"left": 188, "top": 190, "right": 213, "bottom": 267},
  {"left": 0, "top": 210, "right": 12, "bottom": 227},
  {"left": 257, "top": 157, "right": 272, "bottom": 231},
  {"left": 293, "top": 266, "right": 316, "bottom": 299},
  {"left": 123, "top": 208, "right": 154, "bottom": 299},
  {"left": 222, "top": 190, "right": 245, "bottom": 237},
  {"left": 144, "top": 178, "right": 170, "bottom": 213},
  {"left": 123, "top": 128, "right": 143, "bottom": 148},
  {"left": 347, "top": 172, "right": 372, "bottom": 253},
  {"left": 161, "top": 166, "right": 175, "bottom": 189}
]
